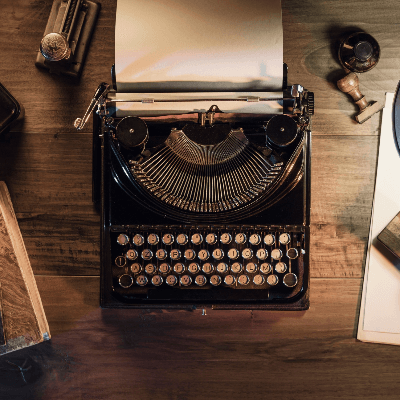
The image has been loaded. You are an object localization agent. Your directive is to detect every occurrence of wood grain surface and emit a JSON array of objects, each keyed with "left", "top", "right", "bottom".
[{"left": 1, "top": 0, "right": 400, "bottom": 398}]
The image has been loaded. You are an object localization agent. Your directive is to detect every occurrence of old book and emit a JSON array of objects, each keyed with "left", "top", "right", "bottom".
[
  {"left": 378, "top": 211, "right": 400, "bottom": 259},
  {"left": 0, "top": 182, "right": 50, "bottom": 354}
]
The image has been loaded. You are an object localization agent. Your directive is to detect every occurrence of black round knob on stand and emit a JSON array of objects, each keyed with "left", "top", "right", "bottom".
[
  {"left": 265, "top": 115, "right": 298, "bottom": 148},
  {"left": 116, "top": 116, "right": 149, "bottom": 150}
]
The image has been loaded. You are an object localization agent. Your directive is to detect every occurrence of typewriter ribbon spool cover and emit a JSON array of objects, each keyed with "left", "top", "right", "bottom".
[{"left": 93, "top": 0, "right": 313, "bottom": 309}]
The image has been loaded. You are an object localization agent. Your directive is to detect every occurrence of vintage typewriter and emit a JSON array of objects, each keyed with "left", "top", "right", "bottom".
[{"left": 75, "top": 64, "right": 313, "bottom": 310}]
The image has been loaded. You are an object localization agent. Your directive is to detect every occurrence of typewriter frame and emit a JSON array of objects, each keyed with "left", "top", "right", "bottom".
[{"left": 92, "top": 65, "right": 313, "bottom": 310}]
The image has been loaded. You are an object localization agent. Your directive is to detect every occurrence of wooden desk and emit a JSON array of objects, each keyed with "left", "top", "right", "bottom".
[{"left": 1, "top": 0, "right": 400, "bottom": 398}]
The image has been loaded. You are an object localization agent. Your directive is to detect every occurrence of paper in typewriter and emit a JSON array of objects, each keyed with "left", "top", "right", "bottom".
[{"left": 114, "top": 0, "right": 283, "bottom": 115}]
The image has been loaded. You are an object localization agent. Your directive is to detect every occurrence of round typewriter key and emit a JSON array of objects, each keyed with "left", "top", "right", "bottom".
[
  {"left": 220, "top": 233, "right": 232, "bottom": 245},
  {"left": 191, "top": 233, "right": 203, "bottom": 245},
  {"left": 166, "top": 275, "right": 178, "bottom": 286},
  {"left": 159, "top": 263, "right": 170, "bottom": 274},
  {"left": 117, "top": 233, "right": 129, "bottom": 245},
  {"left": 224, "top": 275, "right": 236, "bottom": 286},
  {"left": 176, "top": 233, "right": 188, "bottom": 245},
  {"left": 256, "top": 248, "right": 268, "bottom": 260},
  {"left": 264, "top": 234, "right": 275, "bottom": 246},
  {"left": 198, "top": 249, "right": 210, "bottom": 261},
  {"left": 170, "top": 249, "right": 181, "bottom": 260},
  {"left": 188, "top": 262, "right": 200, "bottom": 274},
  {"left": 253, "top": 274, "right": 265, "bottom": 285},
  {"left": 151, "top": 275, "right": 163, "bottom": 286},
  {"left": 136, "top": 275, "right": 148, "bottom": 286},
  {"left": 283, "top": 273, "right": 298, "bottom": 288},
  {"left": 246, "top": 262, "right": 257, "bottom": 273},
  {"left": 202, "top": 263, "right": 214, "bottom": 274},
  {"left": 216, "top": 262, "right": 228, "bottom": 273},
  {"left": 173, "top": 263, "right": 185, "bottom": 274},
  {"left": 275, "top": 262, "right": 287, "bottom": 274},
  {"left": 242, "top": 248, "right": 253, "bottom": 260},
  {"left": 147, "top": 233, "right": 159, "bottom": 245},
  {"left": 227, "top": 248, "right": 239, "bottom": 260},
  {"left": 115, "top": 256, "right": 126, "bottom": 267},
  {"left": 206, "top": 233, "right": 217, "bottom": 245},
  {"left": 238, "top": 274, "right": 250, "bottom": 285},
  {"left": 212, "top": 248, "right": 224, "bottom": 260},
  {"left": 195, "top": 275, "right": 207, "bottom": 286},
  {"left": 231, "top": 262, "right": 242, "bottom": 273},
  {"left": 279, "top": 233, "right": 291, "bottom": 245},
  {"left": 126, "top": 249, "right": 138, "bottom": 261},
  {"left": 141, "top": 249, "right": 153, "bottom": 260},
  {"left": 271, "top": 248, "right": 282, "bottom": 260},
  {"left": 162, "top": 233, "right": 174, "bottom": 245},
  {"left": 145, "top": 263, "right": 156, "bottom": 274},
  {"left": 133, "top": 234, "right": 145, "bottom": 246},
  {"left": 235, "top": 233, "right": 247, "bottom": 244},
  {"left": 249, "top": 233, "right": 261, "bottom": 245},
  {"left": 210, "top": 275, "right": 221, "bottom": 286},
  {"left": 119, "top": 274, "right": 133, "bottom": 288},
  {"left": 131, "top": 263, "right": 142, "bottom": 274},
  {"left": 260, "top": 263, "right": 272, "bottom": 274},
  {"left": 180, "top": 275, "right": 192, "bottom": 286},
  {"left": 267, "top": 274, "right": 279, "bottom": 286},
  {"left": 287, "top": 248, "right": 298, "bottom": 259},
  {"left": 184, "top": 248, "right": 196, "bottom": 261},
  {"left": 156, "top": 248, "right": 168, "bottom": 260}
]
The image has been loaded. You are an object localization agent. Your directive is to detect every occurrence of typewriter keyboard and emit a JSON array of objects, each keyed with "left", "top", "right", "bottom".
[{"left": 110, "top": 226, "right": 306, "bottom": 295}]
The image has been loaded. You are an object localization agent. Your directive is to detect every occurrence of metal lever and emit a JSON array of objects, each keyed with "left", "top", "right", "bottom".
[{"left": 74, "top": 82, "right": 110, "bottom": 130}]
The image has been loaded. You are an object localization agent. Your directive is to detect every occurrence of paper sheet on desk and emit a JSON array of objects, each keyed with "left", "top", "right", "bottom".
[
  {"left": 358, "top": 92, "right": 400, "bottom": 345},
  {"left": 115, "top": 0, "right": 283, "bottom": 93}
]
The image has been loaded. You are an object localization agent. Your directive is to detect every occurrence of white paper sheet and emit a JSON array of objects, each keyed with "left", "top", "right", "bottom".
[
  {"left": 357, "top": 92, "right": 400, "bottom": 345},
  {"left": 115, "top": 0, "right": 283, "bottom": 93}
]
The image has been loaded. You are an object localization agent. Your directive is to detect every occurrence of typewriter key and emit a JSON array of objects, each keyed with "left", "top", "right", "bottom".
[
  {"left": 131, "top": 263, "right": 142, "bottom": 274},
  {"left": 206, "top": 233, "right": 217, "bottom": 245},
  {"left": 115, "top": 256, "right": 126, "bottom": 267},
  {"left": 220, "top": 233, "right": 232, "bottom": 245},
  {"left": 283, "top": 273, "right": 298, "bottom": 288},
  {"left": 235, "top": 233, "right": 246, "bottom": 244},
  {"left": 191, "top": 233, "right": 203, "bottom": 245},
  {"left": 119, "top": 274, "right": 133, "bottom": 288},
  {"left": 227, "top": 248, "right": 239, "bottom": 260},
  {"left": 253, "top": 274, "right": 265, "bottom": 285},
  {"left": 151, "top": 275, "right": 163, "bottom": 286},
  {"left": 287, "top": 248, "right": 298, "bottom": 259},
  {"left": 198, "top": 249, "right": 210, "bottom": 261},
  {"left": 264, "top": 234, "right": 275, "bottom": 246},
  {"left": 238, "top": 275, "right": 250, "bottom": 285},
  {"left": 147, "top": 233, "right": 159, "bottom": 245},
  {"left": 224, "top": 275, "right": 236, "bottom": 286},
  {"left": 260, "top": 263, "right": 272, "bottom": 274},
  {"left": 126, "top": 249, "right": 138, "bottom": 261},
  {"left": 145, "top": 264, "right": 156, "bottom": 274},
  {"left": 184, "top": 249, "right": 196, "bottom": 261},
  {"left": 159, "top": 263, "right": 170, "bottom": 274},
  {"left": 176, "top": 234, "right": 188, "bottom": 245},
  {"left": 267, "top": 274, "right": 279, "bottom": 286},
  {"left": 133, "top": 234, "right": 145, "bottom": 246},
  {"left": 216, "top": 262, "right": 228, "bottom": 273},
  {"left": 246, "top": 262, "right": 257, "bottom": 273},
  {"left": 156, "top": 248, "right": 168, "bottom": 260},
  {"left": 116, "top": 116, "right": 149, "bottom": 150},
  {"left": 195, "top": 275, "right": 207, "bottom": 286},
  {"left": 242, "top": 248, "right": 253, "bottom": 260},
  {"left": 279, "top": 233, "right": 290, "bottom": 245},
  {"left": 174, "top": 263, "right": 185, "bottom": 274},
  {"left": 166, "top": 275, "right": 178, "bottom": 286},
  {"left": 117, "top": 233, "right": 129, "bottom": 245},
  {"left": 162, "top": 233, "right": 174, "bottom": 245},
  {"left": 180, "top": 275, "right": 192, "bottom": 286},
  {"left": 210, "top": 275, "right": 221, "bottom": 286},
  {"left": 212, "top": 248, "right": 224, "bottom": 260},
  {"left": 231, "top": 262, "right": 242, "bottom": 273},
  {"left": 136, "top": 275, "right": 148, "bottom": 286},
  {"left": 256, "top": 248, "right": 268, "bottom": 260},
  {"left": 202, "top": 263, "right": 214, "bottom": 274},
  {"left": 249, "top": 233, "right": 261, "bottom": 245},
  {"left": 275, "top": 262, "right": 287, "bottom": 274},
  {"left": 170, "top": 249, "right": 181, "bottom": 260},
  {"left": 141, "top": 249, "right": 153, "bottom": 260},
  {"left": 271, "top": 248, "right": 282, "bottom": 260},
  {"left": 188, "top": 263, "right": 200, "bottom": 274}
]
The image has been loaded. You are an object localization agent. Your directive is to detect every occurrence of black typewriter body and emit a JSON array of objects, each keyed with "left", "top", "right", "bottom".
[{"left": 91, "top": 74, "right": 313, "bottom": 310}]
